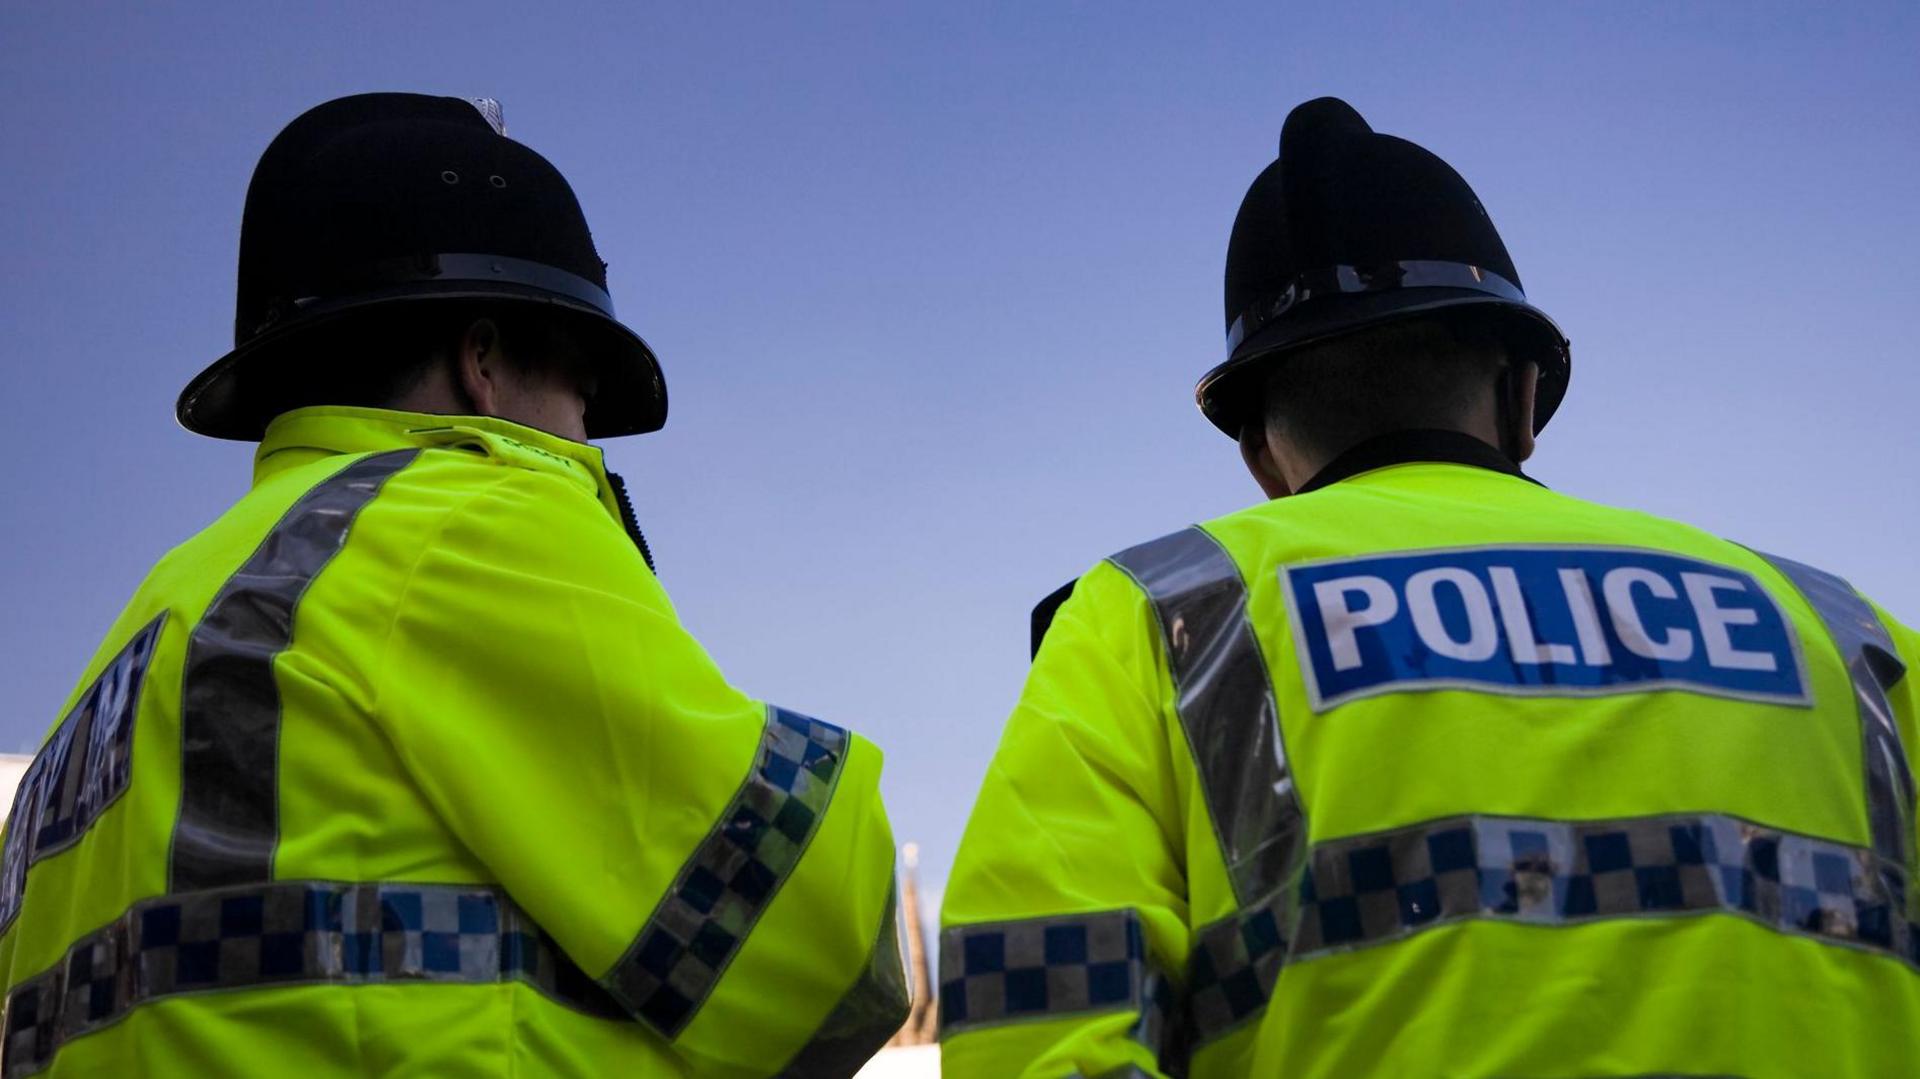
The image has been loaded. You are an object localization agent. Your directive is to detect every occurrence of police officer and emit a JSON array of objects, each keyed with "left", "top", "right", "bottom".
[
  {"left": 0, "top": 94, "right": 905, "bottom": 1076},
  {"left": 939, "top": 97, "right": 1920, "bottom": 1077}
]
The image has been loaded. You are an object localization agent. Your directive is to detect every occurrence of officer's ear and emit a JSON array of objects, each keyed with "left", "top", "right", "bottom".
[
  {"left": 1240, "top": 422, "right": 1294, "bottom": 500},
  {"left": 454, "top": 318, "right": 509, "bottom": 418}
]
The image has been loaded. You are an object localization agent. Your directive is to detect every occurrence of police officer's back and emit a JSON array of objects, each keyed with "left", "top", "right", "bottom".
[
  {"left": 940, "top": 98, "right": 1920, "bottom": 1077},
  {"left": 0, "top": 95, "right": 907, "bottom": 1077}
]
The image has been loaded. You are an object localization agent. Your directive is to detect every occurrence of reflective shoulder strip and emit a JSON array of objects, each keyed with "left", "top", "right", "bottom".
[
  {"left": 777, "top": 878, "right": 911, "bottom": 1077},
  {"left": 0, "top": 879, "right": 621, "bottom": 1078},
  {"left": 170, "top": 448, "right": 421, "bottom": 891},
  {"left": 936, "top": 909, "right": 1179, "bottom": 1066},
  {"left": 1107, "top": 526, "right": 1304, "bottom": 910},
  {"left": 603, "top": 705, "right": 849, "bottom": 1039},
  {"left": 1751, "top": 551, "right": 1914, "bottom": 867}
]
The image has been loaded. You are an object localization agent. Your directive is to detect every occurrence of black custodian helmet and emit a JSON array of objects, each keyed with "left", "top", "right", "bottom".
[
  {"left": 177, "top": 93, "right": 666, "bottom": 440},
  {"left": 1196, "top": 97, "right": 1569, "bottom": 438}
]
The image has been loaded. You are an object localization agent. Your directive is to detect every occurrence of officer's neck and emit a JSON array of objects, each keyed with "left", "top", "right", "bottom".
[
  {"left": 1273, "top": 418, "right": 1503, "bottom": 495},
  {"left": 1263, "top": 364, "right": 1541, "bottom": 496},
  {"left": 388, "top": 351, "right": 591, "bottom": 445},
  {"left": 1290, "top": 427, "right": 1540, "bottom": 497}
]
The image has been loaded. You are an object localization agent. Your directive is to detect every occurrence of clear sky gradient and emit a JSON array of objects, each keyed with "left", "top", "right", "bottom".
[{"left": 4, "top": 3, "right": 1916, "bottom": 904}]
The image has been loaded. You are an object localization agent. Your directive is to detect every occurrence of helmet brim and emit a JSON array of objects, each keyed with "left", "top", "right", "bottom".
[
  {"left": 176, "top": 285, "right": 667, "bottom": 441},
  {"left": 1194, "top": 288, "right": 1569, "bottom": 439}
]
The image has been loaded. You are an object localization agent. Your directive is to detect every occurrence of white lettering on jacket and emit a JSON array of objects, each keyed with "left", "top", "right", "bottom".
[{"left": 1285, "top": 547, "right": 1808, "bottom": 710}]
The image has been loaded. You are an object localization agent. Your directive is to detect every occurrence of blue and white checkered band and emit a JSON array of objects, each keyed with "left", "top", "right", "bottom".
[
  {"left": 1171, "top": 812, "right": 1919, "bottom": 1056},
  {"left": 1223, "top": 260, "right": 1525, "bottom": 354},
  {"left": 1295, "top": 813, "right": 1916, "bottom": 965},
  {"left": 1185, "top": 894, "right": 1289, "bottom": 1047},
  {"left": 0, "top": 880, "right": 622, "bottom": 1078},
  {"left": 937, "top": 909, "right": 1180, "bottom": 1065},
  {"left": 603, "top": 705, "right": 850, "bottom": 1039},
  {"left": 1284, "top": 546, "right": 1812, "bottom": 711},
  {"left": 1, "top": 614, "right": 166, "bottom": 935}
]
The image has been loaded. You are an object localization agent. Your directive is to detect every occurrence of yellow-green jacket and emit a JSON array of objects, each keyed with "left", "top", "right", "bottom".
[
  {"left": 941, "top": 432, "right": 1920, "bottom": 1078},
  {"left": 0, "top": 407, "right": 907, "bottom": 1077}
]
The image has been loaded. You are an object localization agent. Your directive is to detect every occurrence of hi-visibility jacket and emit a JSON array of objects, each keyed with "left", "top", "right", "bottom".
[
  {"left": 940, "top": 431, "right": 1920, "bottom": 1078},
  {"left": 0, "top": 406, "right": 907, "bottom": 1077}
]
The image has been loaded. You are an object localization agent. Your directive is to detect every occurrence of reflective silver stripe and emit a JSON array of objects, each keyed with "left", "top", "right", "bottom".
[
  {"left": 604, "top": 705, "right": 849, "bottom": 1038},
  {"left": 1752, "top": 552, "right": 1914, "bottom": 867},
  {"left": 0, "top": 879, "right": 622, "bottom": 1078},
  {"left": 169, "top": 449, "right": 420, "bottom": 891},
  {"left": 937, "top": 909, "right": 1178, "bottom": 1062},
  {"left": 778, "top": 879, "right": 911, "bottom": 1077},
  {"left": 1292, "top": 812, "right": 1914, "bottom": 965},
  {"left": 1108, "top": 527, "right": 1303, "bottom": 908}
]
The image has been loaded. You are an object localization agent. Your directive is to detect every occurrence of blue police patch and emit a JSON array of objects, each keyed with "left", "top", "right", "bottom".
[{"left": 1282, "top": 546, "right": 1809, "bottom": 711}]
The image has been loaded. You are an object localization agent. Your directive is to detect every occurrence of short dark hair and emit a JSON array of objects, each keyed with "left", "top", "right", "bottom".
[
  {"left": 1261, "top": 311, "right": 1511, "bottom": 461},
  {"left": 246, "top": 301, "right": 579, "bottom": 418}
]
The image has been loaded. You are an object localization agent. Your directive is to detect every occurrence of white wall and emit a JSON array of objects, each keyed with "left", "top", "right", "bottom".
[
  {"left": 0, "top": 754, "right": 27, "bottom": 815},
  {"left": 856, "top": 1045, "right": 939, "bottom": 1078}
]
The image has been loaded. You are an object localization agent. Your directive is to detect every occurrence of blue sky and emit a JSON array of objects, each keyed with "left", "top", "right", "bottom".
[{"left": 3, "top": 3, "right": 1915, "bottom": 904}]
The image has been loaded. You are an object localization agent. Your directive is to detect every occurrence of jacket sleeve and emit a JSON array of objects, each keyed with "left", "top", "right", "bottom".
[
  {"left": 940, "top": 561, "right": 1194, "bottom": 1078},
  {"left": 1873, "top": 603, "right": 1920, "bottom": 864},
  {"left": 371, "top": 469, "right": 906, "bottom": 1076}
]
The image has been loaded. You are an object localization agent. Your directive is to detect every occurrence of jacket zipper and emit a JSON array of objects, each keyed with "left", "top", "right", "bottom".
[{"left": 605, "top": 471, "right": 657, "bottom": 575}]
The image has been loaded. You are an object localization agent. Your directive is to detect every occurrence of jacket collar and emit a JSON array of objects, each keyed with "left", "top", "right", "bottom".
[
  {"left": 255, "top": 406, "right": 614, "bottom": 506},
  {"left": 1296, "top": 428, "right": 1541, "bottom": 495}
]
